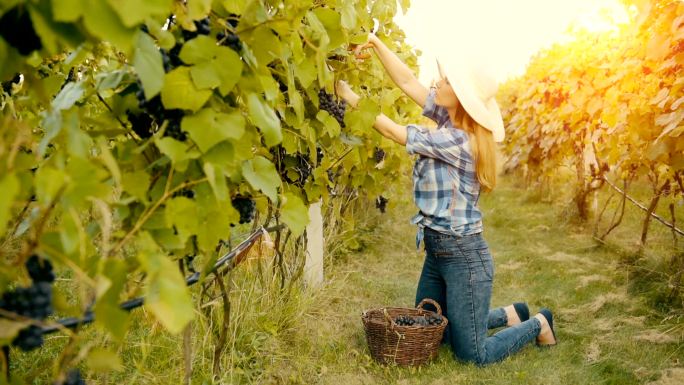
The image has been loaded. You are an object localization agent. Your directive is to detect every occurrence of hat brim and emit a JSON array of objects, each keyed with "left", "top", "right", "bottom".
[{"left": 437, "top": 59, "right": 505, "bottom": 143}]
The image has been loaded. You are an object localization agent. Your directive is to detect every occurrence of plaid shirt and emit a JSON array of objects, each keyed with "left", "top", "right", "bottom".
[{"left": 405, "top": 89, "right": 483, "bottom": 250}]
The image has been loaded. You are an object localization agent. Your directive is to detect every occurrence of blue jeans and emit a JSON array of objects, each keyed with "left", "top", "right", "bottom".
[{"left": 415, "top": 227, "right": 542, "bottom": 366}]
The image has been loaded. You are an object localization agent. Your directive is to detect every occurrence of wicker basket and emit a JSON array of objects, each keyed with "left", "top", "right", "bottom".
[{"left": 361, "top": 298, "right": 448, "bottom": 366}]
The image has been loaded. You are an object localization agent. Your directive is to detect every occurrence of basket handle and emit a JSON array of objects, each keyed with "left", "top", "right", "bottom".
[
  {"left": 382, "top": 308, "right": 397, "bottom": 329},
  {"left": 417, "top": 298, "right": 443, "bottom": 316}
]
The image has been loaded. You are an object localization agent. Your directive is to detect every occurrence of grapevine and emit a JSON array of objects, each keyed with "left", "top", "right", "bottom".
[
  {"left": 0, "top": 0, "right": 419, "bottom": 382},
  {"left": 499, "top": 0, "right": 684, "bottom": 225}
]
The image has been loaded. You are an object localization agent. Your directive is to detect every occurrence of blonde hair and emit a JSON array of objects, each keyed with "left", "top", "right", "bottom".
[{"left": 452, "top": 103, "right": 497, "bottom": 192}]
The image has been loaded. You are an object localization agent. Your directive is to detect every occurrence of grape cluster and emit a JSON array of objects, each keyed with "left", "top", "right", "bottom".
[
  {"left": 375, "top": 196, "right": 389, "bottom": 214},
  {"left": 55, "top": 369, "right": 86, "bottom": 385},
  {"left": 26, "top": 254, "right": 56, "bottom": 283},
  {"left": 217, "top": 31, "right": 242, "bottom": 52},
  {"left": 14, "top": 325, "right": 43, "bottom": 351},
  {"left": 127, "top": 82, "right": 186, "bottom": 141},
  {"left": 318, "top": 89, "right": 346, "bottom": 127},
  {"left": 231, "top": 196, "right": 256, "bottom": 225},
  {"left": 0, "top": 255, "right": 55, "bottom": 351},
  {"left": 291, "top": 154, "right": 313, "bottom": 187},
  {"left": 128, "top": 15, "right": 221, "bottom": 140},
  {"left": 1, "top": 280, "right": 53, "bottom": 320},
  {"left": 394, "top": 314, "right": 443, "bottom": 327},
  {"left": 0, "top": 5, "right": 42, "bottom": 55},
  {"left": 271, "top": 146, "right": 314, "bottom": 187},
  {"left": 217, "top": 14, "right": 242, "bottom": 52},
  {"left": 374, "top": 147, "right": 386, "bottom": 163},
  {"left": 183, "top": 17, "right": 211, "bottom": 41}
]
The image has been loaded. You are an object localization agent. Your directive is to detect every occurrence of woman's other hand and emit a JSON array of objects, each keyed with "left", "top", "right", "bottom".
[{"left": 335, "top": 80, "right": 360, "bottom": 107}]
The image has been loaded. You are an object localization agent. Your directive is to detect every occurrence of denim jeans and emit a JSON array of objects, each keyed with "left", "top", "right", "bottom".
[{"left": 415, "top": 227, "right": 542, "bottom": 366}]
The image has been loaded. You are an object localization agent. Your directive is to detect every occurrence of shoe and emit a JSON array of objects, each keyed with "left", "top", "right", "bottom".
[
  {"left": 513, "top": 302, "right": 530, "bottom": 323},
  {"left": 536, "top": 308, "right": 557, "bottom": 347}
]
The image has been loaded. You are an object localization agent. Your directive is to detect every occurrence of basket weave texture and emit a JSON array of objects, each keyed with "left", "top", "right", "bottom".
[{"left": 361, "top": 298, "right": 448, "bottom": 366}]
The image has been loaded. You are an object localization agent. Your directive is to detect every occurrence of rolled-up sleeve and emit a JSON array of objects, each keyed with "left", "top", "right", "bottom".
[
  {"left": 422, "top": 89, "right": 450, "bottom": 124},
  {"left": 406, "top": 125, "right": 472, "bottom": 168}
]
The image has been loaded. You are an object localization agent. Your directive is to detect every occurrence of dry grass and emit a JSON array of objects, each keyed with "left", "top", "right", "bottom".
[{"left": 9, "top": 174, "right": 684, "bottom": 384}]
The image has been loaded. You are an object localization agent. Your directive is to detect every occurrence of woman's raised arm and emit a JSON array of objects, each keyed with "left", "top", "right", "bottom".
[
  {"left": 362, "top": 34, "right": 429, "bottom": 107},
  {"left": 336, "top": 80, "right": 408, "bottom": 146}
]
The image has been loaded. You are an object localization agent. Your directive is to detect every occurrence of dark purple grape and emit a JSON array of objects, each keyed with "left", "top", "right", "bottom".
[
  {"left": 218, "top": 32, "right": 242, "bottom": 52},
  {"left": 318, "top": 89, "right": 346, "bottom": 127},
  {"left": 26, "top": 255, "right": 55, "bottom": 283},
  {"left": 13, "top": 325, "right": 43, "bottom": 351},
  {"left": 374, "top": 148, "right": 386, "bottom": 163},
  {"left": 1, "top": 282, "right": 53, "bottom": 319},
  {"left": 194, "top": 18, "right": 211, "bottom": 35},
  {"left": 231, "top": 196, "right": 256, "bottom": 224},
  {"left": 226, "top": 14, "right": 240, "bottom": 29}
]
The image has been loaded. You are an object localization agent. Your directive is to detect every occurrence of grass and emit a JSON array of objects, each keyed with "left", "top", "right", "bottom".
[{"left": 9, "top": 174, "right": 684, "bottom": 384}]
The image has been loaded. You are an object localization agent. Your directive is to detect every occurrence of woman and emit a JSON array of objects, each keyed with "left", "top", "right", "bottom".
[{"left": 336, "top": 34, "right": 557, "bottom": 366}]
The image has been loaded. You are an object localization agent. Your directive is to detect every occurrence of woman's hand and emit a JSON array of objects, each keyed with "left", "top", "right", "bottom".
[
  {"left": 335, "top": 80, "right": 360, "bottom": 108},
  {"left": 351, "top": 33, "right": 378, "bottom": 60}
]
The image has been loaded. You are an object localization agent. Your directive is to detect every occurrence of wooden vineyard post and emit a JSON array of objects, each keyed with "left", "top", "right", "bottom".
[{"left": 304, "top": 200, "right": 324, "bottom": 287}]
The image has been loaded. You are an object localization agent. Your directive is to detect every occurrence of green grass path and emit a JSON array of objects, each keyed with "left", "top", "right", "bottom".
[{"left": 294, "top": 177, "right": 683, "bottom": 385}]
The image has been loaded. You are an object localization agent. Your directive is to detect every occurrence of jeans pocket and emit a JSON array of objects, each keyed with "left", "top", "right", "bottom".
[{"left": 474, "top": 249, "right": 494, "bottom": 282}]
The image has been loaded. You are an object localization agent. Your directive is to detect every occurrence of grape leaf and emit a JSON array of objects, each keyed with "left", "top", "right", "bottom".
[
  {"left": 94, "top": 259, "right": 130, "bottom": 341},
  {"left": 122, "top": 170, "right": 151, "bottom": 204},
  {"left": 203, "top": 162, "right": 229, "bottom": 202},
  {"left": 188, "top": 0, "right": 212, "bottom": 19},
  {"left": 161, "top": 67, "right": 212, "bottom": 111},
  {"left": 139, "top": 250, "right": 194, "bottom": 334},
  {"left": 108, "top": 0, "right": 172, "bottom": 27},
  {"left": 247, "top": 94, "right": 282, "bottom": 147},
  {"left": 179, "top": 36, "right": 216, "bottom": 64},
  {"left": 52, "top": 0, "right": 85, "bottom": 22},
  {"left": 242, "top": 156, "right": 280, "bottom": 201},
  {"left": 280, "top": 192, "right": 309, "bottom": 237},
  {"left": 81, "top": 1, "right": 137, "bottom": 52},
  {"left": 182, "top": 108, "right": 245, "bottom": 152},
  {"left": 134, "top": 32, "right": 165, "bottom": 99},
  {"left": 340, "top": 0, "right": 357, "bottom": 29}
]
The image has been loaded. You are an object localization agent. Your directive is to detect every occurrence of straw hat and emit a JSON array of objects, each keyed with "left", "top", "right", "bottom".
[{"left": 436, "top": 58, "right": 505, "bottom": 142}]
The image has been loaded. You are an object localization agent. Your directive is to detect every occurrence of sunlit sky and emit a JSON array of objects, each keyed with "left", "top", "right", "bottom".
[{"left": 394, "top": 0, "right": 630, "bottom": 84}]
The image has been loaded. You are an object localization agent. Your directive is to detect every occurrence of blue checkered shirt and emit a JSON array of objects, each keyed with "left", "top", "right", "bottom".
[{"left": 405, "top": 89, "right": 483, "bottom": 250}]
